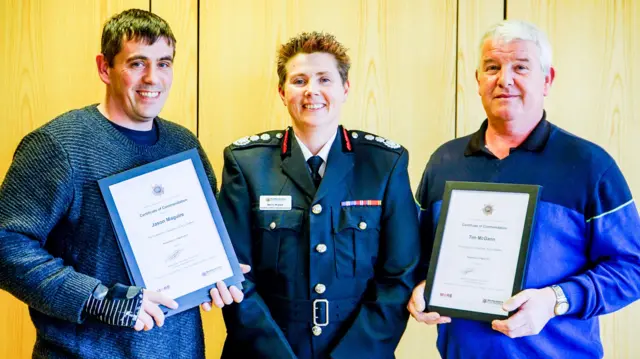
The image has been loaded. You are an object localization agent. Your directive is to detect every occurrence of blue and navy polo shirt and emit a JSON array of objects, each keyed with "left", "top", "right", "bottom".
[{"left": 416, "top": 113, "right": 640, "bottom": 358}]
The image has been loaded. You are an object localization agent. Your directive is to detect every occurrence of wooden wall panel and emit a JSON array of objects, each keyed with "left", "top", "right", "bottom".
[
  {"left": 0, "top": 0, "right": 148, "bottom": 180},
  {"left": 153, "top": 0, "right": 198, "bottom": 132},
  {"left": 198, "top": 0, "right": 457, "bottom": 190},
  {"left": 397, "top": 2, "right": 505, "bottom": 357},
  {"left": 507, "top": 1, "right": 640, "bottom": 358},
  {"left": 5, "top": 1, "right": 638, "bottom": 358},
  {"left": 149, "top": 1, "right": 224, "bottom": 355},
  {"left": 198, "top": 1, "right": 457, "bottom": 357},
  {"left": 390, "top": 2, "right": 457, "bottom": 355},
  {"left": 456, "top": 0, "right": 504, "bottom": 136},
  {"left": 0, "top": 1, "right": 148, "bottom": 358}
]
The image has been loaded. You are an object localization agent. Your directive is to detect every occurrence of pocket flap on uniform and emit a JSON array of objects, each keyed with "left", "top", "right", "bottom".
[
  {"left": 333, "top": 207, "right": 382, "bottom": 233},
  {"left": 254, "top": 209, "right": 305, "bottom": 231}
]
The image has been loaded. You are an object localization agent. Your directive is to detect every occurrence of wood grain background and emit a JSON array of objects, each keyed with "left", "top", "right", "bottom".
[{"left": 1, "top": 0, "right": 638, "bottom": 357}]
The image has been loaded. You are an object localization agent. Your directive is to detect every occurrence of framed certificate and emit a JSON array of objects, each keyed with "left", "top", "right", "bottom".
[
  {"left": 98, "top": 148, "right": 245, "bottom": 317},
  {"left": 424, "top": 181, "right": 540, "bottom": 322}
]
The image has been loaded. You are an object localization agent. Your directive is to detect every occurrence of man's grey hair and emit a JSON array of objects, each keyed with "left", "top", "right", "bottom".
[{"left": 478, "top": 20, "right": 553, "bottom": 76}]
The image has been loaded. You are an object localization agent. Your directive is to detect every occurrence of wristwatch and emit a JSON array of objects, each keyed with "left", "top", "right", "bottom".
[{"left": 551, "top": 285, "right": 569, "bottom": 316}]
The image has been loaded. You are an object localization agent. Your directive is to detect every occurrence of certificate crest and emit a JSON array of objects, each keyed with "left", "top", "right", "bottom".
[
  {"left": 482, "top": 204, "right": 493, "bottom": 215},
  {"left": 152, "top": 184, "right": 164, "bottom": 196}
]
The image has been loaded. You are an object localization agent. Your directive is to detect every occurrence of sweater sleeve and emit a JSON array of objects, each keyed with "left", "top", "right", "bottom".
[
  {"left": 0, "top": 130, "right": 100, "bottom": 323},
  {"left": 559, "top": 161, "right": 640, "bottom": 318}
]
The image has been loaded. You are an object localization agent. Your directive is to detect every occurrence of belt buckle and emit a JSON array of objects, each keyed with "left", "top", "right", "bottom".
[{"left": 313, "top": 299, "right": 329, "bottom": 327}]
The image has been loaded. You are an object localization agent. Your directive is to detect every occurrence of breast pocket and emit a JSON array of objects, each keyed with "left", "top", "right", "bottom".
[
  {"left": 332, "top": 207, "right": 382, "bottom": 278},
  {"left": 253, "top": 209, "right": 305, "bottom": 277}
]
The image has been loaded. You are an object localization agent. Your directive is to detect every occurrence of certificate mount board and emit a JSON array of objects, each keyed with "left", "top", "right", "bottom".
[
  {"left": 424, "top": 181, "right": 540, "bottom": 322},
  {"left": 99, "top": 148, "right": 244, "bottom": 317}
]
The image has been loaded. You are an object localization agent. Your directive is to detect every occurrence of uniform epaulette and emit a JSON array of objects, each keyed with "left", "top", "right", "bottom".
[
  {"left": 229, "top": 130, "right": 285, "bottom": 150},
  {"left": 347, "top": 130, "right": 403, "bottom": 153}
]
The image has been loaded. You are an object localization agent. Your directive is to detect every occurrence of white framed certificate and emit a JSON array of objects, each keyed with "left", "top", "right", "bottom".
[
  {"left": 98, "top": 149, "right": 244, "bottom": 317},
  {"left": 424, "top": 181, "right": 540, "bottom": 322}
]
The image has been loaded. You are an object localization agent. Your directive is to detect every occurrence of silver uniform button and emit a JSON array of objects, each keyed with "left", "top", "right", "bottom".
[
  {"left": 315, "top": 244, "right": 327, "bottom": 253},
  {"left": 358, "top": 221, "right": 367, "bottom": 230},
  {"left": 312, "top": 204, "right": 322, "bottom": 214},
  {"left": 312, "top": 325, "right": 322, "bottom": 336},
  {"left": 315, "top": 283, "right": 326, "bottom": 294},
  {"left": 269, "top": 221, "right": 277, "bottom": 230}
]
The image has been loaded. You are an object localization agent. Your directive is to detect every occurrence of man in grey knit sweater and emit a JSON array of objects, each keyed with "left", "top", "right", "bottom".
[{"left": 0, "top": 9, "right": 244, "bottom": 358}]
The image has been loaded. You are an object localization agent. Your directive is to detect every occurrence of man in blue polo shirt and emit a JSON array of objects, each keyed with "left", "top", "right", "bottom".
[{"left": 407, "top": 20, "right": 640, "bottom": 358}]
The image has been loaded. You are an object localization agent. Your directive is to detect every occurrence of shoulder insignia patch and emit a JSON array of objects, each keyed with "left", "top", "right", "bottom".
[
  {"left": 230, "top": 130, "right": 284, "bottom": 149},
  {"left": 233, "top": 136, "right": 251, "bottom": 146},
  {"left": 350, "top": 130, "right": 403, "bottom": 152}
]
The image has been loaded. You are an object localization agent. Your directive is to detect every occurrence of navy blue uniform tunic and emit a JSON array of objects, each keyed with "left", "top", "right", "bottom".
[{"left": 219, "top": 126, "right": 420, "bottom": 358}]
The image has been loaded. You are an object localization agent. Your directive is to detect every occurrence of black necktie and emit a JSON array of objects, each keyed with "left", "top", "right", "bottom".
[{"left": 307, "top": 156, "right": 324, "bottom": 188}]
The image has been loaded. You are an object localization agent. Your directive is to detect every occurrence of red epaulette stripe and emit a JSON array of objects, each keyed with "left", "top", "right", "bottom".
[
  {"left": 282, "top": 129, "right": 289, "bottom": 155},
  {"left": 343, "top": 127, "right": 352, "bottom": 151}
]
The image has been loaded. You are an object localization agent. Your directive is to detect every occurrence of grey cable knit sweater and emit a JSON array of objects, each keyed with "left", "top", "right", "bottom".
[{"left": 0, "top": 105, "right": 216, "bottom": 358}]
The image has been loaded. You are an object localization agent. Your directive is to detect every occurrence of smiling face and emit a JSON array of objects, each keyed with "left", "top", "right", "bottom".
[
  {"left": 476, "top": 38, "right": 554, "bottom": 124},
  {"left": 97, "top": 37, "right": 174, "bottom": 128},
  {"left": 278, "top": 52, "right": 349, "bottom": 133}
]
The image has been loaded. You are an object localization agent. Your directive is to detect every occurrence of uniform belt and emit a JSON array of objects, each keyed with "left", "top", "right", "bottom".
[{"left": 264, "top": 295, "right": 360, "bottom": 326}]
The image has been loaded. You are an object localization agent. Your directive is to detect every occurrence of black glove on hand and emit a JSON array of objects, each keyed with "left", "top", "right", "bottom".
[{"left": 84, "top": 283, "right": 144, "bottom": 328}]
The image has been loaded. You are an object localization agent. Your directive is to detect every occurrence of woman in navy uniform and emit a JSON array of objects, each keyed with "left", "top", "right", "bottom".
[{"left": 218, "top": 32, "right": 420, "bottom": 359}]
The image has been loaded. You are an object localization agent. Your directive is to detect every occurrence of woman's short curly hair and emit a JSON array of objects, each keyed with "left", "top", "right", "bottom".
[{"left": 277, "top": 32, "right": 351, "bottom": 88}]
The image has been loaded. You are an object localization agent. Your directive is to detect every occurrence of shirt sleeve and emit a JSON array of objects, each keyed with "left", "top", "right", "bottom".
[
  {"left": 560, "top": 161, "right": 640, "bottom": 318},
  {"left": 415, "top": 156, "right": 436, "bottom": 282}
]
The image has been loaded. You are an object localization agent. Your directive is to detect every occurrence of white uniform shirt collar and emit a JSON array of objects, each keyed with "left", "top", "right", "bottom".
[{"left": 294, "top": 131, "right": 336, "bottom": 178}]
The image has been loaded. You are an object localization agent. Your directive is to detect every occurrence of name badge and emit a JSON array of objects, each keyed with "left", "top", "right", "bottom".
[{"left": 260, "top": 195, "right": 292, "bottom": 211}]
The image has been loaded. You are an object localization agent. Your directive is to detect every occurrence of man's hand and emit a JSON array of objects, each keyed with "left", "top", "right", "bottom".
[
  {"left": 491, "top": 287, "right": 556, "bottom": 338},
  {"left": 201, "top": 264, "right": 251, "bottom": 311},
  {"left": 407, "top": 280, "right": 451, "bottom": 325},
  {"left": 133, "top": 290, "right": 178, "bottom": 332}
]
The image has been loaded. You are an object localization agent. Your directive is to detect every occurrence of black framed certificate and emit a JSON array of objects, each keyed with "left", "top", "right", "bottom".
[
  {"left": 98, "top": 148, "right": 245, "bottom": 317},
  {"left": 424, "top": 181, "right": 540, "bottom": 322}
]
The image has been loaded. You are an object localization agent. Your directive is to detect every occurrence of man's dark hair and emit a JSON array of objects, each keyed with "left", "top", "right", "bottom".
[{"left": 101, "top": 9, "right": 176, "bottom": 67}]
